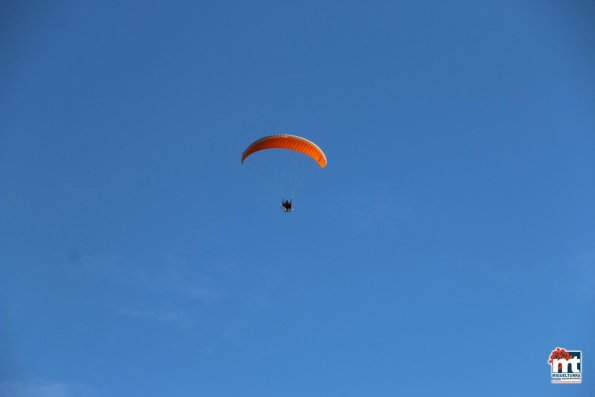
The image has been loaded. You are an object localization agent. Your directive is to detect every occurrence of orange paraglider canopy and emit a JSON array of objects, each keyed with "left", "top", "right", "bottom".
[{"left": 241, "top": 134, "right": 327, "bottom": 168}]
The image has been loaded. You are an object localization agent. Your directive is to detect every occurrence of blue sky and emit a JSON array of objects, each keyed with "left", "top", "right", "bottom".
[{"left": 1, "top": 1, "right": 594, "bottom": 396}]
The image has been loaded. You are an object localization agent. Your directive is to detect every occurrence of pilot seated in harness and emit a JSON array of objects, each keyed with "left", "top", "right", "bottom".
[{"left": 281, "top": 199, "right": 293, "bottom": 212}]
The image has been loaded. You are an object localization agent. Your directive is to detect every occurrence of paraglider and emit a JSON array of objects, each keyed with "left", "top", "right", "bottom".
[
  {"left": 241, "top": 134, "right": 326, "bottom": 212},
  {"left": 241, "top": 134, "right": 327, "bottom": 168}
]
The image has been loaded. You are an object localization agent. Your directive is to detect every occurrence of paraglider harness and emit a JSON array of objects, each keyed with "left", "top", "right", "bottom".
[{"left": 281, "top": 199, "right": 293, "bottom": 212}]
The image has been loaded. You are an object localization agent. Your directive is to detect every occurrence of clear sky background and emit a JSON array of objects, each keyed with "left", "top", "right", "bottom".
[{"left": 1, "top": 1, "right": 594, "bottom": 396}]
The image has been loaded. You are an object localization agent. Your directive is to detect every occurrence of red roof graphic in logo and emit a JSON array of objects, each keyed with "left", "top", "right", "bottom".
[{"left": 549, "top": 347, "right": 574, "bottom": 371}]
